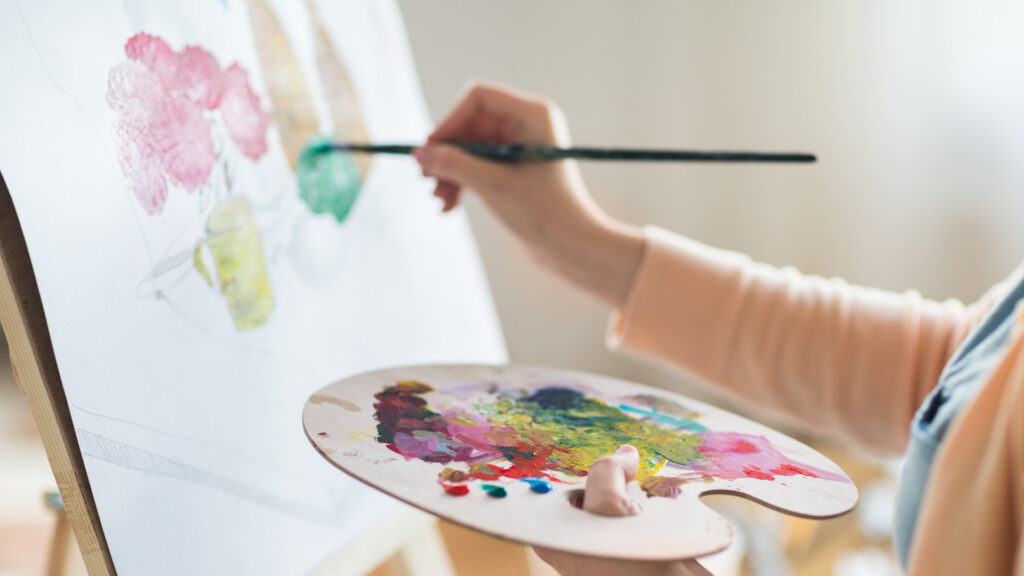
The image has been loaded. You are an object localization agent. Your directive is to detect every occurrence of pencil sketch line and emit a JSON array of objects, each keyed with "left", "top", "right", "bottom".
[
  {"left": 151, "top": 292, "right": 283, "bottom": 360},
  {"left": 77, "top": 428, "right": 338, "bottom": 523},
  {"left": 13, "top": 0, "right": 154, "bottom": 264},
  {"left": 151, "top": 292, "right": 327, "bottom": 377},
  {"left": 134, "top": 211, "right": 207, "bottom": 290},
  {"left": 70, "top": 403, "right": 324, "bottom": 486}
]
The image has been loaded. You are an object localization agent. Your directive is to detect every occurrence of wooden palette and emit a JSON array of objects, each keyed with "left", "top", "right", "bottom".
[{"left": 303, "top": 364, "right": 858, "bottom": 561}]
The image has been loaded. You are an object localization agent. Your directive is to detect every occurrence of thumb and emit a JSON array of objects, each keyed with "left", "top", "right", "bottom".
[
  {"left": 615, "top": 444, "right": 639, "bottom": 482},
  {"left": 414, "top": 144, "right": 511, "bottom": 194}
]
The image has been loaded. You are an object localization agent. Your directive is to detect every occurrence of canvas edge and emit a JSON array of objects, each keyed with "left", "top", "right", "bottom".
[{"left": 0, "top": 169, "right": 117, "bottom": 575}]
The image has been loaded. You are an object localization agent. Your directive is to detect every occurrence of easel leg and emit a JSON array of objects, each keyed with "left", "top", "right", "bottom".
[
  {"left": 45, "top": 491, "right": 69, "bottom": 576},
  {"left": 525, "top": 548, "right": 559, "bottom": 576}
]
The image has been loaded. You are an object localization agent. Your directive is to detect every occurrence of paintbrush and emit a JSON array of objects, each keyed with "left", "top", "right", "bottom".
[{"left": 304, "top": 140, "right": 817, "bottom": 164}]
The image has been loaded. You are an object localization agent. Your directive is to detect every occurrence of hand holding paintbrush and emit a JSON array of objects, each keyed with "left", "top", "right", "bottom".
[
  {"left": 409, "top": 82, "right": 649, "bottom": 310},
  {"left": 304, "top": 82, "right": 812, "bottom": 310}
]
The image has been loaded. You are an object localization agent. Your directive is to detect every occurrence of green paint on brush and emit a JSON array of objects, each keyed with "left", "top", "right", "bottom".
[{"left": 297, "top": 138, "right": 362, "bottom": 224}]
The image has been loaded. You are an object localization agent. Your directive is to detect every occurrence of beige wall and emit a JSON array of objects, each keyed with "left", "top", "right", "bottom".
[{"left": 398, "top": 1, "right": 1024, "bottom": 415}]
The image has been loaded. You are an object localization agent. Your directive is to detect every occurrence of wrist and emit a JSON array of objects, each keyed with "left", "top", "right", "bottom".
[{"left": 535, "top": 214, "right": 643, "bottom": 310}]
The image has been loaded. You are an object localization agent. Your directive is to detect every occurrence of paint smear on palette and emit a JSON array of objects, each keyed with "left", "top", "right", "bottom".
[
  {"left": 310, "top": 394, "right": 361, "bottom": 412},
  {"left": 374, "top": 380, "right": 851, "bottom": 499}
]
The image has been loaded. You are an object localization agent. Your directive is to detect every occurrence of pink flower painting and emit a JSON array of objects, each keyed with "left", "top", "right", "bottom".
[
  {"left": 220, "top": 63, "right": 272, "bottom": 161},
  {"left": 107, "top": 33, "right": 272, "bottom": 215}
]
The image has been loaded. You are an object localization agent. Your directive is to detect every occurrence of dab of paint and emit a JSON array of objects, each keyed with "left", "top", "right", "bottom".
[
  {"left": 639, "top": 476, "right": 688, "bottom": 498},
  {"left": 316, "top": 432, "right": 328, "bottom": 437},
  {"left": 743, "top": 467, "right": 774, "bottom": 481},
  {"left": 442, "top": 484, "right": 470, "bottom": 497},
  {"left": 771, "top": 463, "right": 816, "bottom": 477},
  {"left": 439, "top": 468, "right": 469, "bottom": 483},
  {"left": 311, "top": 395, "right": 361, "bottom": 412},
  {"left": 480, "top": 484, "right": 507, "bottom": 498},
  {"left": 522, "top": 478, "right": 552, "bottom": 494},
  {"left": 296, "top": 138, "right": 362, "bottom": 224}
]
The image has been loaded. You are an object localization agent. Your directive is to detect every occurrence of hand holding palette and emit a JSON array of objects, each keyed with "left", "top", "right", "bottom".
[{"left": 303, "top": 364, "right": 858, "bottom": 561}]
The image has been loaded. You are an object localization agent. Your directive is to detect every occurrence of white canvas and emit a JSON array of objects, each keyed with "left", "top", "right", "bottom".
[{"left": 0, "top": 1, "right": 506, "bottom": 574}]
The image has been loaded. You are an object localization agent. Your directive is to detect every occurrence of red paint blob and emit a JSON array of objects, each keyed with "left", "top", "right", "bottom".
[
  {"left": 770, "top": 463, "right": 818, "bottom": 478},
  {"left": 316, "top": 432, "right": 328, "bottom": 437},
  {"left": 727, "top": 439, "right": 758, "bottom": 453},
  {"left": 743, "top": 466, "right": 775, "bottom": 481},
  {"left": 442, "top": 484, "right": 470, "bottom": 496}
]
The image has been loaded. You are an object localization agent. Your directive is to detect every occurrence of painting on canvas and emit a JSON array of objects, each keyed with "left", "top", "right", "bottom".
[{"left": 0, "top": 1, "right": 505, "bottom": 574}]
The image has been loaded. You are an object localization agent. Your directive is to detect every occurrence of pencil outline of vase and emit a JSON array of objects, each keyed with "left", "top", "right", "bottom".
[{"left": 193, "top": 196, "right": 275, "bottom": 330}]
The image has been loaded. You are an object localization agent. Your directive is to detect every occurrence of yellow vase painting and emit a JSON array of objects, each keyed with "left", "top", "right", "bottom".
[{"left": 193, "top": 197, "right": 275, "bottom": 330}]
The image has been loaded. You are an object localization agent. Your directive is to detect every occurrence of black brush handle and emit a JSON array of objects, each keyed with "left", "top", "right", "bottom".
[{"left": 327, "top": 142, "right": 816, "bottom": 164}]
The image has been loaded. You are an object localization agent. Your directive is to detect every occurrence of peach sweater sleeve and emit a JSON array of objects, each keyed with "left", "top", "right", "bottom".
[{"left": 608, "top": 227, "right": 1012, "bottom": 454}]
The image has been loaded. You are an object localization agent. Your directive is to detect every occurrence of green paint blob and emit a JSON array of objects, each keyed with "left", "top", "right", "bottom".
[
  {"left": 472, "top": 388, "right": 705, "bottom": 479},
  {"left": 480, "top": 484, "right": 507, "bottom": 498},
  {"left": 296, "top": 138, "right": 362, "bottom": 224}
]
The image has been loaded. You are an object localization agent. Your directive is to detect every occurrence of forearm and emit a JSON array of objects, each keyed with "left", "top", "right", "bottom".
[
  {"left": 607, "top": 227, "right": 997, "bottom": 453},
  {"left": 529, "top": 214, "right": 644, "bottom": 310}
]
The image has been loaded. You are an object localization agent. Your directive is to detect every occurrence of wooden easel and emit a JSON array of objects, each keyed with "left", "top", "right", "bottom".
[
  {"left": 0, "top": 172, "right": 114, "bottom": 575},
  {"left": 0, "top": 171, "right": 456, "bottom": 576}
]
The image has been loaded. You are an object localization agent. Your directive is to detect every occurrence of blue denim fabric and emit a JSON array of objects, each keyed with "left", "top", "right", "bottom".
[{"left": 893, "top": 276, "right": 1024, "bottom": 570}]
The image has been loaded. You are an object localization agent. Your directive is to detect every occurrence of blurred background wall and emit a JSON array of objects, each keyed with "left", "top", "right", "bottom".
[{"left": 398, "top": 0, "right": 1024, "bottom": 415}]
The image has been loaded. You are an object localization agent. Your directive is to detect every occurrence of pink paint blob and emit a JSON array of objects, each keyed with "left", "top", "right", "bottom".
[
  {"left": 125, "top": 33, "right": 177, "bottom": 89},
  {"left": 697, "top": 431, "right": 846, "bottom": 483},
  {"left": 220, "top": 63, "right": 272, "bottom": 161},
  {"left": 108, "top": 33, "right": 271, "bottom": 214},
  {"left": 153, "top": 95, "right": 217, "bottom": 192},
  {"left": 107, "top": 59, "right": 216, "bottom": 198},
  {"left": 175, "top": 46, "right": 224, "bottom": 110},
  {"left": 127, "top": 34, "right": 223, "bottom": 110}
]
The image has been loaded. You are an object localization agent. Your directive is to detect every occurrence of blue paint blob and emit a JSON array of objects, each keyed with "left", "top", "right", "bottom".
[
  {"left": 525, "top": 387, "right": 584, "bottom": 410},
  {"left": 618, "top": 404, "right": 707, "bottom": 432},
  {"left": 522, "top": 478, "right": 552, "bottom": 494},
  {"left": 480, "top": 484, "right": 507, "bottom": 498}
]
